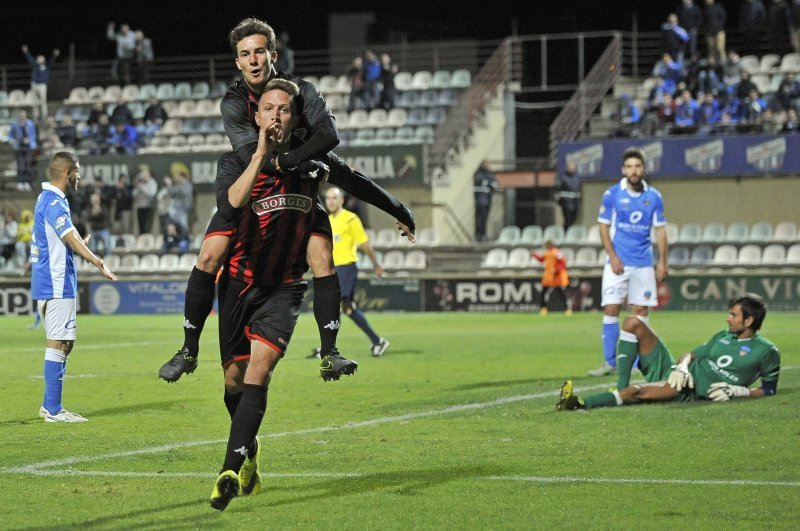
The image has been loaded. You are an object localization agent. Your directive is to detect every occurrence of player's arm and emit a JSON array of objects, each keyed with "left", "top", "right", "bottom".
[
  {"left": 274, "top": 80, "right": 339, "bottom": 170},
  {"left": 226, "top": 121, "right": 272, "bottom": 209},
  {"left": 711, "top": 346, "right": 781, "bottom": 401},
  {"left": 324, "top": 152, "right": 416, "bottom": 241},
  {"left": 62, "top": 230, "right": 117, "bottom": 281},
  {"left": 654, "top": 225, "right": 668, "bottom": 281},
  {"left": 598, "top": 222, "right": 623, "bottom": 273},
  {"left": 220, "top": 94, "right": 271, "bottom": 171},
  {"left": 358, "top": 241, "right": 383, "bottom": 279}
]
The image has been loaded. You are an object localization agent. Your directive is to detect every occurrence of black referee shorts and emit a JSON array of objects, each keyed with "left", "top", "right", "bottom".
[{"left": 217, "top": 275, "right": 307, "bottom": 368}]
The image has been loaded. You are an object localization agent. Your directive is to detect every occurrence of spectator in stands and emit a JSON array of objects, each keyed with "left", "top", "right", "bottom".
[
  {"left": 674, "top": 89, "right": 699, "bottom": 131},
  {"left": 722, "top": 50, "right": 743, "bottom": 87},
  {"left": 274, "top": 31, "right": 294, "bottom": 73},
  {"left": 15, "top": 209, "right": 33, "bottom": 264},
  {"left": 703, "top": 0, "right": 727, "bottom": 62},
  {"left": 695, "top": 55, "right": 724, "bottom": 95},
  {"left": 661, "top": 13, "right": 689, "bottom": 65},
  {"left": 21, "top": 45, "right": 59, "bottom": 121},
  {"left": 775, "top": 72, "right": 800, "bottom": 112},
  {"left": 56, "top": 115, "right": 79, "bottom": 148},
  {"left": 113, "top": 174, "right": 134, "bottom": 234},
  {"left": 789, "top": 0, "right": 800, "bottom": 53},
  {"left": 679, "top": 0, "right": 704, "bottom": 57},
  {"left": 84, "top": 113, "right": 112, "bottom": 155},
  {"left": 106, "top": 22, "right": 136, "bottom": 85},
  {"left": 611, "top": 94, "right": 642, "bottom": 137},
  {"left": 651, "top": 53, "right": 683, "bottom": 94},
  {"left": 556, "top": 162, "right": 581, "bottom": 231},
  {"left": 695, "top": 91, "right": 721, "bottom": 133},
  {"left": 782, "top": 108, "right": 800, "bottom": 132},
  {"left": 169, "top": 170, "right": 193, "bottom": 234},
  {"left": 644, "top": 91, "right": 678, "bottom": 136},
  {"left": 39, "top": 115, "right": 64, "bottom": 155},
  {"left": 8, "top": 110, "right": 37, "bottom": 192},
  {"left": 87, "top": 100, "right": 108, "bottom": 126},
  {"left": 87, "top": 191, "right": 112, "bottom": 256},
  {"left": 769, "top": 0, "right": 792, "bottom": 55},
  {"left": 346, "top": 56, "right": 366, "bottom": 112},
  {"left": 68, "top": 176, "right": 93, "bottom": 227},
  {"left": 108, "top": 121, "right": 140, "bottom": 155},
  {"left": 739, "top": 0, "right": 767, "bottom": 54},
  {"left": 735, "top": 71, "right": 758, "bottom": 101},
  {"left": 161, "top": 218, "right": 190, "bottom": 254},
  {"left": 142, "top": 97, "right": 169, "bottom": 139},
  {"left": 379, "top": 53, "right": 398, "bottom": 111},
  {"left": 134, "top": 29, "right": 154, "bottom": 84},
  {"left": 739, "top": 88, "right": 768, "bottom": 124},
  {"left": 363, "top": 50, "right": 382, "bottom": 110},
  {"left": 0, "top": 210, "right": 18, "bottom": 263},
  {"left": 133, "top": 164, "right": 157, "bottom": 234},
  {"left": 110, "top": 97, "right": 134, "bottom": 126},
  {"left": 473, "top": 160, "right": 498, "bottom": 242},
  {"left": 155, "top": 175, "right": 172, "bottom": 234}
]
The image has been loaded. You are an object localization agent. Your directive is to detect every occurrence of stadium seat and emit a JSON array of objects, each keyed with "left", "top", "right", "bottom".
[
  {"left": 496, "top": 225, "right": 521, "bottom": 245},
  {"left": 560, "top": 247, "right": 575, "bottom": 265},
  {"left": 426, "top": 107, "right": 447, "bottom": 125},
  {"left": 335, "top": 75, "right": 351, "bottom": 94},
  {"left": 168, "top": 134, "right": 188, "bottom": 148},
  {"left": 129, "top": 101, "right": 144, "bottom": 119},
  {"left": 689, "top": 245, "right": 713, "bottom": 265},
  {"left": 161, "top": 118, "right": 183, "bottom": 136},
  {"left": 701, "top": 222, "right": 726, "bottom": 243},
  {"left": 431, "top": 70, "right": 452, "bottom": 89},
  {"left": 193, "top": 99, "right": 216, "bottom": 117},
  {"left": 438, "top": 89, "right": 458, "bottom": 106},
  {"left": 481, "top": 248, "right": 508, "bottom": 268},
  {"left": 507, "top": 247, "right": 531, "bottom": 268},
  {"left": 393, "top": 72, "right": 413, "bottom": 91},
  {"left": 139, "top": 83, "right": 158, "bottom": 101},
  {"left": 174, "top": 82, "right": 192, "bottom": 99},
  {"left": 739, "top": 55, "right": 760, "bottom": 73},
  {"left": 411, "top": 71, "right": 433, "bottom": 90},
  {"left": 748, "top": 221, "right": 773, "bottom": 242},
  {"left": 178, "top": 253, "right": 197, "bottom": 271},
  {"left": 175, "top": 100, "right": 196, "bottom": 117},
  {"left": 211, "top": 80, "right": 229, "bottom": 98},
  {"left": 761, "top": 244, "right": 786, "bottom": 265},
  {"left": 725, "top": 222, "right": 749, "bottom": 243},
  {"left": 135, "top": 233, "right": 156, "bottom": 252},
  {"left": 737, "top": 244, "right": 762, "bottom": 265},
  {"left": 404, "top": 249, "right": 427, "bottom": 269},
  {"left": 319, "top": 75, "right": 338, "bottom": 94},
  {"left": 415, "top": 227, "right": 438, "bottom": 247},
  {"left": 157, "top": 83, "right": 176, "bottom": 100},
  {"left": 386, "top": 108, "right": 408, "bottom": 128},
  {"left": 779, "top": 52, "right": 800, "bottom": 73},
  {"left": 668, "top": 245, "right": 690, "bottom": 266},
  {"left": 182, "top": 117, "right": 202, "bottom": 134},
  {"left": 750, "top": 74, "right": 771, "bottom": 94},
  {"left": 450, "top": 69, "right": 472, "bottom": 88},
  {"left": 382, "top": 250, "right": 405, "bottom": 270},
  {"left": 348, "top": 109, "right": 368, "bottom": 129},
  {"left": 573, "top": 247, "right": 598, "bottom": 267},
  {"left": 192, "top": 81, "right": 210, "bottom": 99},
  {"left": 542, "top": 225, "right": 565, "bottom": 246},
  {"left": 139, "top": 253, "right": 160, "bottom": 270},
  {"left": 159, "top": 254, "right": 180, "bottom": 271},
  {"left": 396, "top": 90, "right": 420, "bottom": 109},
  {"left": 414, "top": 125, "right": 434, "bottom": 143},
  {"left": 564, "top": 225, "right": 587, "bottom": 245},
  {"left": 367, "top": 108, "right": 388, "bottom": 127},
  {"left": 712, "top": 244, "right": 738, "bottom": 265},
  {"left": 65, "top": 86, "right": 89, "bottom": 104},
  {"left": 187, "top": 133, "right": 206, "bottom": 149},
  {"left": 419, "top": 89, "right": 439, "bottom": 107},
  {"left": 772, "top": 221, "right": 798, "bottom": 242},
  {"left": 375, "top": 228, "right": 400, "bottom": 248},
  {"left": 119, "top": 254, "right": 140, "bottom": 271},
  {"left": 759, "top": 53, "right": 781, "bottom": 74},
  {"left": 374, "top": 128, "right": 395, "bottom": 144},
  {"left": 351, "top": 128, "right": 376, "bottom": 146},
  {"left": 104, "top": 85, "right": 122, "bottom": 102},
  {"left": 408, "top": 108, "right": 428, "bottom": 126},
  {"left": 664, "top": 222, "right": 679, "bottom": 243},
  {"left": 584, "top": 224, "right": 601, "bottom": 245},
  {"left": 786, "top": 243, "right": 800, "bottom": 264},
  {"left": 87, "top": 86, "right": 105, "bottom": 101},
  {"left": 103, "top": 254, "right": 122, "bottom": 270},
  {"left": 520, "top": 225, "right": 543, "bottom": 246},
  {"left": 678, "top": 223, "right": 702, "bottom": 244}
]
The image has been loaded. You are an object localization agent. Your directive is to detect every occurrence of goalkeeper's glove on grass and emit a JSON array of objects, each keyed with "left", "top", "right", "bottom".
[{"left": 708, "top": 382, "right": 750, "bottom": 402}]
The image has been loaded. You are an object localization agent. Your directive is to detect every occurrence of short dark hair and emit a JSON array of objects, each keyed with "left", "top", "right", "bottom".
[
  {"left": 228, "top": 17, "right": 276, "bottom": 54},
  {"left": 730, "top": 293, "right": 767, "bottom": 331},
  {"left": 48, "top": 151, "right": 79, "bottom": 178},
  {"left": 622, "top": 147, "right": 645, "bottom": 165},
  {"left": 262, "top": 78, "right": 300, "bottom": 109}
]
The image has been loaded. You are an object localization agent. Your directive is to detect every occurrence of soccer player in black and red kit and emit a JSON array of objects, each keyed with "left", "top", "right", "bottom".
[
  {"left": 210, "top": 78, "right": 326, "bottom": 509},
  {"left": 159, "top": 17, "right": 415, "bottom": 383}
]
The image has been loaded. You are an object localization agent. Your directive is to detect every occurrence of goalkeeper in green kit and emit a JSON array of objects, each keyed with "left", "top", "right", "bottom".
[{"left": 557, "top": 293, "right": 780, "bottom": 410}]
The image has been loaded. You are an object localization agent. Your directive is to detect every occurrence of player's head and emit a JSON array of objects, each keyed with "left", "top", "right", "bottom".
[
  {"left": 728, "top": 293, "right": 767, "bottom": 334},
  {"left": 255, "top": 78, "right": 299, "bottom": 149},
  {"left": 48, "top": 151, "right": 80, "bottom": 191},
  {"left": 229, "top": 18, "right": 278, "bottom": 91},
  {"left": 544, "top": 239, "right": 555, "bottom": 249},
  {"left": 324, "top": 186, "right": 345, "bottom": 214},
  {"left": 621, "top": 147, "right": 645, "bottom": 188}
]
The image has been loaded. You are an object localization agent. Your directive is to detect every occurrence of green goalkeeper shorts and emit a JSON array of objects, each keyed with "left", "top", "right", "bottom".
[{"left": 638, "top": 339, "right": 676, "bottom": 383}]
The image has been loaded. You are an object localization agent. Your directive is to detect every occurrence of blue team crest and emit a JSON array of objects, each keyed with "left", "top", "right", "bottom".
[
  {"left": 643, "top": 199, "right": 650, "bottom": 206},
  {"left": 55, "top": 215, "right": 67, "bottom": 231},
  {"left": 644, "top": 290, "right": 652, "bottom": 300},
  {"left": 739, "top": 344, "right": 752, "bottom": 357}
]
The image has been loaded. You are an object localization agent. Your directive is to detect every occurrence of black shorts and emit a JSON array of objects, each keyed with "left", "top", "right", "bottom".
[
  {"left": 204, "top": 210, "right": 235, "bottom": 240},
  {"left": 217, "top": 275, "right": 307, "bottom": 368}
]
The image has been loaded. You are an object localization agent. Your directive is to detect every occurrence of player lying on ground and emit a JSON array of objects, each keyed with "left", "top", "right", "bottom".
[{"left": 558, "top": 293, "right": 780, "bottom": 410}]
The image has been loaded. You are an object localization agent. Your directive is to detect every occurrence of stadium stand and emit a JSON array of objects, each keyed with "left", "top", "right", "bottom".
[
  {"left": 520, "top": 225, "right": 544, "bottom": 246},
  {"left": 772, "top": 221, "right": 798, "bottom": 243},
  {"left": 496, "top": 226, "right": 521, "bottom": 246},
  {"left": 507, "top": 247, "right": 531, "bottom": 268},
  {"left": 481, "top": 248, "right": 508, "bottom": 268}
]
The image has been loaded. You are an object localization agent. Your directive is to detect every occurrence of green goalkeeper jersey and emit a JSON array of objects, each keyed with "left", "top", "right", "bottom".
[{"left": 689, "top": 330, "right": 781, "bottom": 398}]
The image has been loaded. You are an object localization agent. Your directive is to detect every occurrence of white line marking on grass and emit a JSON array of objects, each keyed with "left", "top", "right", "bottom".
[{"left": 477, "top": 476, "right": 800, "bottom": 487}]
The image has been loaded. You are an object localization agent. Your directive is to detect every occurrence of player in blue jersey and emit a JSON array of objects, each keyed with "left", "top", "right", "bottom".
[
  {"left": 558, "top": 293, "right": 780, "bottom": 410},
  {"left": 589, "top": 148, "right": 668, "bottom": 391},
  {"left": 31, "top": 151, "right": 117, "bottom": 423}
]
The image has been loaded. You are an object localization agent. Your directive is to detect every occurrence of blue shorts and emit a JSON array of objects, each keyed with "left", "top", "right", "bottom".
[{"left": 336, "top": 262, "right": 358, "bottom": 300}]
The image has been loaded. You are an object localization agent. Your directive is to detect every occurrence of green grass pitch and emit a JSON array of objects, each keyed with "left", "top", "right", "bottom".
[{"left": 2, "top": 311, "right": 798, "bottom": 529}]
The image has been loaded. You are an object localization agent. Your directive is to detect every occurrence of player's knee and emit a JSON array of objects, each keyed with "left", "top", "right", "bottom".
[{"left": 621, "top": 315, "right": 642, "bottom": 334}]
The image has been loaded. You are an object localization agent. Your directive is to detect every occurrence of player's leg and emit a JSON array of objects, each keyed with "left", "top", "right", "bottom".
[
  {"left": 540, "top": 286, "right": 551, "bottom": 315},
  {"left": 615, "top": 315, "right": 658, "bottom": 389},
  {"left": 306, "top": 234, "right": 358, "bottom": 380},
  {"left": 590, "top": 264, "right": 628, "bottom": 376},
  {"left": 39, "top": 299, "right": 86, "bottom": 423},
  {"left": 618, "top": 267, "right": 659, "bottom": 387},
  {"left": 337, "top": 263, "right": 387, "bottom": 356}
]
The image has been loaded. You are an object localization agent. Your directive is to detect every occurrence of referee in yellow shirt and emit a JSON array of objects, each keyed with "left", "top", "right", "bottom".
[{"left": 323, "top": 186, "right": 390, "bottom": 357}]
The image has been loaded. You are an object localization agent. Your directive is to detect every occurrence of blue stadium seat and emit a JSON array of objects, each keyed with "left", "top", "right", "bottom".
[
  {"left": 668, "top": 245, "right": 690, "bottom": 265},
  {"left": 690, "top": 245, "right": 713, "bottom": 265},
  {"left": 407, "top": 108, "right": 427, "bottom": 126},
  {"left": 425, "top": 107, "right": 447, "bottom": 125}
]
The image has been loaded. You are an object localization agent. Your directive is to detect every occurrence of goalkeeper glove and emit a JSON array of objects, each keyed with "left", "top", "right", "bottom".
[
  {"left": 708, "top": 382, "right": 750, "bottom": 402},
  {"left": 289, "top": 160, "right": 329, "bottom": 180},
  {"left": 667, "top": 362, "right": 694, "bottom": 391}
]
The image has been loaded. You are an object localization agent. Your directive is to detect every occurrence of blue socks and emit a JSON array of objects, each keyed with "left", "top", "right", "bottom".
[
  {"left": 349, "top": 308, "right": 380, "bottom": 345},
  {"left": 602, "top": 316, "right": 619, "bottom": 367},
  {"left": 43, "top": 348, "right": 67, "bottom": 415}
]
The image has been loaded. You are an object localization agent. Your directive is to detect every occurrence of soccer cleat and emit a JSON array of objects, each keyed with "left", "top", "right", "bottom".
[
  {"left": 44, "top": 409, "right": 88, "bottom": 423},
  {"left": 539, "top": 307, "right": 549, "bottom": 316},
  {"left": 210, "top": 470, "right": 241, "bottom": 511},
  {"left": 588, "top": 362, "right": 616, "bottom": 377},
  {"left": 239, "top": 438, "right": 262, "bottom": 496},
  {"left": 319, "top": 348, "right": 358, "bottom": 381},
  {"left": 39, "top": 406, "right": 47, "bottom": 418},
  {"left": 158, "top": 347, "right": 198, "bottom": 383},
  {"left": 565, "top": 309, "right": 573, "bottom": 316},
  {"left": 371, "top": 338, "right": 390, "bottom": 357},
  {"left": 308, "top": 348, "right": 322, "bottom": 359},
  {"left": 556, "top": 380, "right": 583, "bottom": 410}
]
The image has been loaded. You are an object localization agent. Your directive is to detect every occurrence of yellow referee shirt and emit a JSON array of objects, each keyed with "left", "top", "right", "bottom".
[{"left": 329, "top": 209, "right": 369, "bottom": 266}]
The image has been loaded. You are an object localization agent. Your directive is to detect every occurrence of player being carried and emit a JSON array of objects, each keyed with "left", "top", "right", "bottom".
[
  {"left": 557, "top": 293, "right": 780, "bottom": 410},
  {"left": 159, "top": 17, "right": 415, "bottom": 384}
]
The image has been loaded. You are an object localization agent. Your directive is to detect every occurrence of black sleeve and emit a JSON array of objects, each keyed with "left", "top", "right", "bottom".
[
  {"left": 324, "top": 152, "right": 415, "bottom": 234},
  {"left": 220, "top": 93, "right": 257, "bottom": 154},
  {"left": 215, "top": 152, "right": 247, "bottom": 222},
  {"left": 278, "top": 77, "right": 340, "bottom": 169}
]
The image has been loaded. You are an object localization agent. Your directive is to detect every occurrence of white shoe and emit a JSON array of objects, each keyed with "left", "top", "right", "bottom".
[
  {"left": 23, "top": 182, "right": 32, "bottom": 191},
  {"left": 371, "top": 338, "right": 390, "bottom": 357},
  {"left": 44, "top": 409, "right": 88, "bottom": 423},
  {"left": 588, "top": 362, "right": 616, "bottom": 377},
  {"left": 39, "top": 406, "right": 47, "bottom": 418}
]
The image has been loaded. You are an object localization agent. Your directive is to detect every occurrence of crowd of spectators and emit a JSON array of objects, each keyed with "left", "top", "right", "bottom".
[{"left": 346, "top": 50, "right": 399, "bottom": 112}]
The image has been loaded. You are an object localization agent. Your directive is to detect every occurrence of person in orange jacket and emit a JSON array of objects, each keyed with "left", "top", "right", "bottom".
[{"left": 531, "top": 239, "right": 572, "bottom": 315}]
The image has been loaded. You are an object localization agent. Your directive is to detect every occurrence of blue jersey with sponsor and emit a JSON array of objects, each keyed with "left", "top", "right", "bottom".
[
  {"left": 597, "top": 178, "right": 666, "bottom": 267},
  {"left": 31, "top": 183, "right": 78, "bottom": 299}
]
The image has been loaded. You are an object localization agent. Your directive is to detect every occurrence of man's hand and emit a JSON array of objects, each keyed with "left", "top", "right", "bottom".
[
  {"left": 610, "top": 255, "right": 624, "bottom": 275},
  {"left": 373, "top": 264, "right": 384, "bottom": 279},
  {"left": 396, "top": 221, "right": 415, "bottom": 243},
  {"left": 656, "top": 262, "right": 668, "bottom": 282},
  {"left": 21, "top": 45, "right": 28, "bottom": 53},
  {"left": 667, "top": 362, "right": 694, "bottom": 391},
  {"left": 708, "top": 382, "right": 750, "bottom": 402},
  {"left": 95, "top": 259, "right": 118, "bottom": 281}
]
